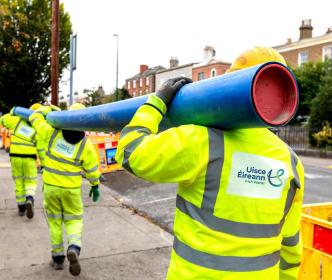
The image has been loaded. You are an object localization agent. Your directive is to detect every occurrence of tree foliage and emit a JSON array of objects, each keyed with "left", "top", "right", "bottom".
[
  {"left": 0, "top": 0, "right": 72, "bottom": 113},
  {"left": 309, "top": 59, "right": 332, "bottom": 132},
  {"left": 292, "top": 61, "right": 325, "bottom": 122}
]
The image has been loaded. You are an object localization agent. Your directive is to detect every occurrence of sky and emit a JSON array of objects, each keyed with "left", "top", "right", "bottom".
[{"left": 59, "top": 0, "right": 332, "bottom": 96}]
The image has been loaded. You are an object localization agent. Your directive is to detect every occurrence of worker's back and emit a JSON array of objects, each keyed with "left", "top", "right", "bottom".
[{"left": 168, "top": 127, "right": 304, "bottom": 280}]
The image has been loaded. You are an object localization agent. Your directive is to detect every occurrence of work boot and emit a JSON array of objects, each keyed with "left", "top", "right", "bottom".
[
  {"left": 67, "top": 245, "right": 81, "bottom": 276},
  {"left": 18, "top": 205, "right": 26, "bottom": 216},
  {"left": 50, "top": 255, "right": 65, "bottom": 270},
  {"left": 26, "top": 196, "right": 34, "bottom": 219}
]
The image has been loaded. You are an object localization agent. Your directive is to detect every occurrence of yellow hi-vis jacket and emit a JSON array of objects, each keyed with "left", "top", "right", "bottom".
[
  {"left": 115, "top": 95, "right": 305, "bottom": 280},
  {"left": 0, "top": 114, "right": 38, "bottom": 157},
  {"left": 29, "top": 112, "right": 100, "bottom": 188}
]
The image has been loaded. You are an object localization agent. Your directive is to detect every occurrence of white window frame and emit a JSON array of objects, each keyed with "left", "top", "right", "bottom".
[
  {"left": 139, "top": 90, "right": 142, "bottom": 96},
  {"left": 146, "top": 77, "right": 150, "bottom": 86},
  {"left": 210, "top": 68, "right": 217, "bottom": 77},
  {"left": 198, "top": 72, "right": 205, "bottom": 80},
  {"left": 133, "top": 91, "right": 136, "bottom": 97},
  {"left": 139, "top": 78, "right": 143, "bottom": 87},
  {"left": 323, "top": 45, "right": 332, "bottom": 61},
  {"left": 133, "top": 80, "right": 136, "bottom": 89},
  {"left": 298, "top": 51, "right": 309, "bottom": 66},
  {"left": 127, "top": 81, "right": 131, "bottom": 89}
]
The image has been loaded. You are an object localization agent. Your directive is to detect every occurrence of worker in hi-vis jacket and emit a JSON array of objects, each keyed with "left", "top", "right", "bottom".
[
  {"left": 29, "top": 103, "right": 101, "bottom": 276},
  {"left": 116, "top": 47, "right": 305, "bottom": 280}
]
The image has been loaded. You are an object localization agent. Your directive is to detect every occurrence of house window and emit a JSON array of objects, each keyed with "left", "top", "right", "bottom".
[
  {"left": 133, "top": 80, "right": 136, "bottom": 89},
  {"left": 298, "top": 51, "right": 309, "bottom": 66},
  {"left": 133, "top": 91, "right": 136, "bottom": 97},
  {"left": 323, "top": 45, "right": 332, "bottom": 61},
  {"left": 198, "top": 72, "right": 205, "bottom": 80},
  {"left": 146, "top": 77, "right": 150, "bottom": 86},
  {"left": 127, "top": 81, "right": 131, "bottom": 89},
  {"left": 139, "top": 78, "right": 143, "bottom": 87},
  {"left": 139, "top": 90, "right": 142, "bottom": 96},
  {"left": 210, "top": 68, "right": 217, "bottom": 77}
]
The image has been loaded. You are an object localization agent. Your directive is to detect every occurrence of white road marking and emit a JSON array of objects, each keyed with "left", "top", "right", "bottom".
[
  {"left": 140, "top": 196, "right": 176, "bottom": 206},
  {"left": 305, "top": 173, "right": 331, "bottom": 179}
]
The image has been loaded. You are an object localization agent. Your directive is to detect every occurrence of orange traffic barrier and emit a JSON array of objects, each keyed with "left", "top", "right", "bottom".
[
  {"left": 87, "top": 132, "right": 122, "bottom": 174},
  {"left": 299, "top": 202, "right": 332, "bottom": 279}
]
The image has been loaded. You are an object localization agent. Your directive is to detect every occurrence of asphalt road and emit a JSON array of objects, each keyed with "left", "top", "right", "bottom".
[{"left": 104, "top": 155, "right": 332, "bottom": 233}]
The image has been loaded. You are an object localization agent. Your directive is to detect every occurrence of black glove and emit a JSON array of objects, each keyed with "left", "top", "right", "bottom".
[
  {"left": 89, "top": 185, "right": 100, "bottom": 202},
  {"left": 156, "top": 77, "right": 192, "bottom": 107}
]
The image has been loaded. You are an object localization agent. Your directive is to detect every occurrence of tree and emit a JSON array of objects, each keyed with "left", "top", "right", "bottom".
[
  {"left": 292, "top": 61, "right": 324, "bottom": 123},
  {"left": 309, "top": 59, "right": 332, "bottom": 134},
  {"left": 83, "top": 88, "right": 103, "bottom": 107},
  {"left": 0, "top": 0, "right": 72, "bottom": 113},
  {"left": 101, "top": 87, "right": 132, "bottom": 104}
]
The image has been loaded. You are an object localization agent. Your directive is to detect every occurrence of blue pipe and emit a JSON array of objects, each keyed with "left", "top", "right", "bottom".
[{"left": 14, "top": 62, "right": 298, "bottom": 132}]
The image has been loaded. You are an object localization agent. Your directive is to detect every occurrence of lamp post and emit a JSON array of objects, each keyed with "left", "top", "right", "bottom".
[{"left": 113, "top": 34, "right": 119, "bottom": 101}]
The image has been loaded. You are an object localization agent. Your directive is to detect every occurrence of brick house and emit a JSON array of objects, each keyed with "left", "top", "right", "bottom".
[
  {"left": 155, "top": 57, "right": 196, "bottom": 90},
  {"left": 274, "top": 19, "right": 332, "bottom": 68},
  {"left": 125, "top": 64, "right": 165, "bottom": 97},
  {"left": 192, "top": 46, "right": 231, "bottom": 82}
]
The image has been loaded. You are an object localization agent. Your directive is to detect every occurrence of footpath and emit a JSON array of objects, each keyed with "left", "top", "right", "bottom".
[{"left": 0, "top": 148, "right": 173, "bottom": 280}]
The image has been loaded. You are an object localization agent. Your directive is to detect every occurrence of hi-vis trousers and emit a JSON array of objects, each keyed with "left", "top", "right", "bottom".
[
  {"left": 43, "top": 184, "right": 83, "bottom": 257},
  {"left": 10, "top": 157, "right": 37, "bottom": 205}
]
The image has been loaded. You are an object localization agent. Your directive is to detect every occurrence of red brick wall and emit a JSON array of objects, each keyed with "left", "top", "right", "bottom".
[
  {"left": 192, "top": 63, "right": 230, "bottom": 82},
  {"left": 281, "top": 43, "right": 330, "bottom": 69},
  {"left": 125, "top": 76, "right": 155, "bottom": 97}
]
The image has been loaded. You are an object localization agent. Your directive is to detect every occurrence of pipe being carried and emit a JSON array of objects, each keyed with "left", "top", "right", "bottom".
[{"left": 14, "top": 62, "right": 299, "bottom": 132}]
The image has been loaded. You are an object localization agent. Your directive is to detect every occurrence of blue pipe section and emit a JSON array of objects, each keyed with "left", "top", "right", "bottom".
[{"left": 14, "top": 62, "right": 298, "bottom": 132}]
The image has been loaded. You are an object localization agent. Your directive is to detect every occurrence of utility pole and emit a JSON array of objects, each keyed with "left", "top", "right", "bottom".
[
  {"left": 51, "top": 0, "right": 60, "bottom": 106},
  {"left": 113, "top": 34, "right": 119, "bottom": 101}
]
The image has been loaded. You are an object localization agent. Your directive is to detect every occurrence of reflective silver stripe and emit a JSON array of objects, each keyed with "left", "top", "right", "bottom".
[
  {"left": 16, "top": 195, "right": 26, "bottom": 199},
  {"left": 63, "top": 214, "right": 82, "bottom": 220},
  {"left": 123, "top": 135, "right": 146, "bottom": 173},
  {"left": 48, "top": 130, "right": 59, "bottom": 151},
  {"left": 47, "top": 213, "right": 63, "bottom": 219},
  {"left": 75, "top": 137, "right": 87, "bottom": 161},
  {"left": 37, "top": 148, "right": 45, "bottom": 152},
  {"left": 174, "top": 237, "right": 280, "bottom": 272},
  {"left": 30, "top": 131, "right": 37, "bottom": 142},
  {"left": 46, "top": 151, "right": 82, "bottom": 167},
  {"left": 52, "top": 251, "right": 65, "bottom": 257},
  {"left": 24, "top": 176, "right": 37, "bottom": 180},
  {"left": 120, "top": 126, "right": 151, "bottom": 139},
  {"left": 10, "top": 141, "right": 35, "bottom": 147},
  {"left": 68, "top": 234, "right": 81, "bottom": 241},
  {"left": 84, "top": 164, "right": 99, "bottom": 173},
  {"left": 88, "top": 178, "right": 99, "bottom": 184},
  {"left": 30, "top": 118, "right": 39, "bottom": 125},
  {"left": 44, "top": 166, "right": 81, "bottom": 176},
  {"left": 13, "top": 176, "right": 24, "bottom": 179},
  {"left": 289, "top": 148, "right": 301, "bottom": 188},
  {"left": 201, "top": 128, "right": 224, "bottom": 211},
  {"left": 13, "top": 119, "right": 22, "bottom": 135},
  {"left": 279, "top": 257, "right": 301, "bottom": 270},
  {"left": 282, "top": 231, "right": 300, "bottom": 246},
  {"left": 52, "top": 243, "right": 64, "bottom": 249},
  {"left": 177, "top": 195, "right": 281, "bottom": 238},
  {"left": 17, "top": 201, "right": 26, "bottom": 205}
]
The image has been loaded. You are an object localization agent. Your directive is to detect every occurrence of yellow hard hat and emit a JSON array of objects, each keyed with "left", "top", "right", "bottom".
[
  {"left": 226, "top": 46, "right": 287, "bottom": 73},
  {"left": 69, "top": 103, "right": 85, "bottom": 110},
  {"left": 29, "top": 103, "right": 42, "bottom": 111}
]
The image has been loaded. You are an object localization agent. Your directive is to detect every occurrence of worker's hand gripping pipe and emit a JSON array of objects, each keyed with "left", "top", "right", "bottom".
[{"left": 14, "top": 62, "right": 298, "bottom": 132}]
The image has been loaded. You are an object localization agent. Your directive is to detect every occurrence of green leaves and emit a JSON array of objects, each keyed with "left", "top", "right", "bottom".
[{"left": 0, "top": 0, "right": 72, "bottom": 113}]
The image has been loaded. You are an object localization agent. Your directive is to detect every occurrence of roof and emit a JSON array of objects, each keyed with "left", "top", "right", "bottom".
[
  {"left": 156, "top": 62, "right": 198, "bottom": 74},
  {"left": 274, "top": 32, "right": 332, "bottom": 52},
  {"left": 193, "top": 57, "right": 231, "bottom": 68},
  {"left": 127, "top": 65, "right": 166, "bottom": 80}
]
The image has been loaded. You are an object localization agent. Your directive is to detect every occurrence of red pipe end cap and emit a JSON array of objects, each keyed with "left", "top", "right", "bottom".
[{"left": 253, "top": 64, "right": 298, "bottom": 126}]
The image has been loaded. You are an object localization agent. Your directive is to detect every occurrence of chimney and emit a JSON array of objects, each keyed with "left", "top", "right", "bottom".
[
  {"left": 287, "top": 38, "right": 292, "bottom": 44},
  {"left": 140, "top": 64, "right": 148, "bottom": 73},
  {"left": 299, "top": 19, "right": 313, "bottom": 40},
  {"left": 170, "top": 57, "right": 179, "bottom": 68},
  {"left": 326, "top": 26, "right": 332, "bottom": 34},
  {"left": 203, "top": 46, "right": 216, "bottom": 62}
]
